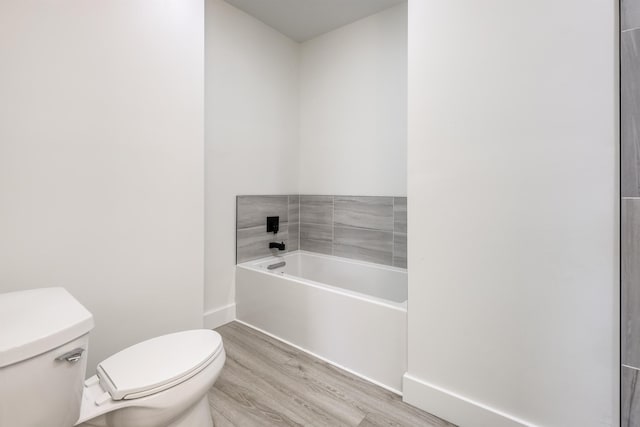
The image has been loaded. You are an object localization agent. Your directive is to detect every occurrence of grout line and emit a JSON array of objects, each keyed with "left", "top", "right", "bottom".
[
  {"left": 298, "top": 195, "right": 301, "bottom": 250},
  {"left": 622, "top": 197, "right": 640, "bottom": 200},
  {"left": 392, "top": 197, "right": 396, "bottom": 266},
  {"left": 331, "top": 196, "right": 335, "bottom": 256},
  {"left": 623, "top": 364, "right": 640, "bottom": 372},
  {"left": 334, "top": 224, "right": 394, "bottom": 232},
  {"left": 622, "top": 26, "right": 640, "bottom": 33},
  {"left": 299, "top": 221, "right": 333, "bottom": 227}
]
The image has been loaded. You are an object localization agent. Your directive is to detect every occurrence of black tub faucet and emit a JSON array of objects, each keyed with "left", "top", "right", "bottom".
[{"left": 269, "top": 241, "right": 285, "bottom": 251}]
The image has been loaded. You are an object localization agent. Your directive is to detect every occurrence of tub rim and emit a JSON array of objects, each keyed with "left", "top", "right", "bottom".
[{"left": 237, "top": 250, "right": 407, "bottom": 311}]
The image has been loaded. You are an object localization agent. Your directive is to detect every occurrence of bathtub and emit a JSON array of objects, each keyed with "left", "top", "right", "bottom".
[{"left": 236, "top": 250, "right": 407, "bottom": 393}]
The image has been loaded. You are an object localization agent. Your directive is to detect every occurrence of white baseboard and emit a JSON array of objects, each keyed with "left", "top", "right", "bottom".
[
  {"left": 402, "top": 373, "right": 536, "bottom": 427},
  {"left": 203, "top": 303, "right": 236, "bottom": 329}
]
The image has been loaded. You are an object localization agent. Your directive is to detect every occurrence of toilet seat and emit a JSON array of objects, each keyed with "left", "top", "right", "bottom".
[
  {"left": 76, "top": 329, "right": 225, "bottom": 426},
  {"left": 96, "top": 329, "right": 223, "bottom": 401}
]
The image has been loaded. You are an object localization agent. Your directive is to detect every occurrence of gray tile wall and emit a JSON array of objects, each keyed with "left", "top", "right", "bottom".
[
  {"left": 299, "top": 195, "right": 334, "bottom": 255},
  {"left": 623, "top": 366, "right": 640, "bottom": 426},
  {"left": 624, "top": 200, "right": 640, "bottom": 369},
  {"left": 623, "top": 29, "right": 640, "bottom": 197},
  {"left": 288, "top": 195, "right": 300, "bottom": 252},
  {"left": 623, "top": 0, "right": 640, "bottom": 32},
  {"left": 623, "top": 1, "right": 640, "bottom": 423},
  {"left": 300, "top": 195, "right": 407, "bottom": 268},
  {"left": 236, "top": 195, "right": 299, "bottom": 263},
  {"left": 236, "top": 195, "right": 408, "bottom": 268}
]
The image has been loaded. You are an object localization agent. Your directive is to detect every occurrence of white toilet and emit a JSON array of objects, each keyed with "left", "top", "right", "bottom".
[{"left": 0, "top": 287, "right": 226, "bottom": 427}]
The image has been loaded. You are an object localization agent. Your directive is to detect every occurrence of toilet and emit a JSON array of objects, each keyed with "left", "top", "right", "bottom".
[{"left": 0, "top": 287, "right": 226, "bottom": 427}]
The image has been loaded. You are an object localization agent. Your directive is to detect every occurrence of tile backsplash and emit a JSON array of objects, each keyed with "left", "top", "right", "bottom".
[
  {"left": 237, "top": 195, "right": 407, "bottom": 268},
  {"left": 236, "top": 195, "right": 298, "bottom": 263}
]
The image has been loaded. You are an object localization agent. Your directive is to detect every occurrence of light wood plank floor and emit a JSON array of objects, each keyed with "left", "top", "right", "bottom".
[{"left": 208, "top": 322, "right": 455, "bottom": 427}]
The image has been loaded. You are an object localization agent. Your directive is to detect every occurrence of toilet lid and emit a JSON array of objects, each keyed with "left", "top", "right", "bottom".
[{"left": 97, "top": 329, "right": 223, "bottom": 401}]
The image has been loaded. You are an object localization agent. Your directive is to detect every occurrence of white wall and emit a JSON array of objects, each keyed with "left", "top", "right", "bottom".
[
  {"left": 204, "top": 0, "right": 299, "bottom": 318},
  {"left": 0, "top": 0, "right": 205, "bottom": 373},
  {"left": 299, "top": 3, "right": 407, "bottom": 196},
  {"left": 405, "top": 1, "right": 618, "bottom": 426},
  {"left": 204, "top": 2, "right": 408, "bottom": 318}
]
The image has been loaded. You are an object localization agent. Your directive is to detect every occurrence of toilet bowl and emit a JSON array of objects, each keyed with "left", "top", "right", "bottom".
[
  {"left": 0, "top": 288, "right": 226, "bottom": 427},
  {"left": 76, "top": 329, "right": 225, "bottom": 427}
]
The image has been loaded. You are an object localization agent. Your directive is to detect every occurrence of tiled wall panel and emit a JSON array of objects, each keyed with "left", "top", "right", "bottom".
[
  {"left": 288, "top": 195, "right": 299, "bottom": 251},
  {"left": 236, "top": 195, "right": 296, "bottom": 263},
  {"left": 237, "top": 224, "right": 289, "bottom": 263},
  {"left": 623, "top": 366, "right": 640, "bottom": 427},
  {"left": 623, "top": 2, "right": 640, "bottom": 424},
  {"left": 624, "top": 200, "right": 640, "bottom": 368},
  {"left": 623, "top": 0, "right": 640, "bottom": 31},
  {"left": 237, "top": 195, "right": 288, "bottom": 228},
  {"left": 300, "top": 223, "right": 333, "bottom": 254},
  {"left": 393, "top": 232, "right": 407, "bottom": 268},
  {"left": 334, "top": 196, "right": 394, "bottom": 230},
  {"left": 299, "top": 195, "right": 407, "bottom": 267},
  {"left": 300, "top": 195, "right": 333, "bottom": 224},
  {"left": 393, "top": 197, "right": 407, "bottom": 268},
  {"left": 299, "top": 195, "right": 333, "bottom": 254},
  {"left": 393, "top": 197, "right": 407, "bottom": 233},
  {"left": 237, "top": 195, "right": 408, "bottom": 267},
  {"left": 623, "top": 29, "right": 640, "bottom": 197},
  {"left": 334, "top": 226, "right": 393, "bottom": 265}
]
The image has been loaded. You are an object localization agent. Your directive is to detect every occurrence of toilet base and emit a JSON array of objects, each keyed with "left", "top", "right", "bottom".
[
  {"left": 78, "top": 396, "right": 213, "bottom": 427},
  {"left": 167, "top": 396, "right": 213, "bottom": 427},
  {"left": 76, "top": 346, "right": 224, "bottom": 427}
]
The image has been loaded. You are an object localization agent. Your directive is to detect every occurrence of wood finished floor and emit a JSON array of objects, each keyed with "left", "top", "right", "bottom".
[{"left": 208, "top": 322, "right": 454, "bottom": 427}]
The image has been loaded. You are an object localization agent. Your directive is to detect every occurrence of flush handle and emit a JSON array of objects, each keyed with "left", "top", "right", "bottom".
[{"left": 56, "top": 348, "right": 85, "bottom": 363}]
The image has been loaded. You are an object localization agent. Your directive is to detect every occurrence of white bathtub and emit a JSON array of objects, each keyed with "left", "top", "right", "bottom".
[{"left": 236, "top": 250, "right": 407, "bottom": 393}]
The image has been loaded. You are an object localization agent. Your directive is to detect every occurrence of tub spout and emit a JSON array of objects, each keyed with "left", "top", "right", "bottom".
[{"left": 269, "top": 241, "right": 285, "bottom": 251}]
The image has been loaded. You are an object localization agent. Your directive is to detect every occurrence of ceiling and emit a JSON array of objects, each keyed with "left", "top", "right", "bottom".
[{"left": 223, "top": 0, "right": 406, "bottom": 43}]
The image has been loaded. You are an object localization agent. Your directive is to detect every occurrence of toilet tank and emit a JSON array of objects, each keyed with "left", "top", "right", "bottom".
[{"left": 0, "top": 288, "right": 94, "bottom": 427}]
